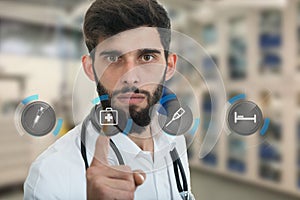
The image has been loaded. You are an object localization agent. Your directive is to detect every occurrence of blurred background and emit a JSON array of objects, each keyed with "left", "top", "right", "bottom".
[{"left": 0, "top": 0, "right": 300, "bottom": 199}]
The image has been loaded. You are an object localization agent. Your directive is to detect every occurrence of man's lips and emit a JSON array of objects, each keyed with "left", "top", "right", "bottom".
[{"left": 117, "top": 93, "right": 146, "bottom": 104}]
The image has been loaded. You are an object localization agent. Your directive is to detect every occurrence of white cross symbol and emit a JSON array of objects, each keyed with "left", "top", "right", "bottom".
[{"left": 104, "top": 113, "right": 113, "bottom": 122}]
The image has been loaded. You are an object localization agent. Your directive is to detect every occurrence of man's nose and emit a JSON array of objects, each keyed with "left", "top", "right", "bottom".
[{"left": 120, "top": 58, "right": 141, "bottom": 85}]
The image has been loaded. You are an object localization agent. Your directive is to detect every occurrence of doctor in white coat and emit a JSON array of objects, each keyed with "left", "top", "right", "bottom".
[{"left": 24, "top": 0, "right": 194, "bottom": 199}]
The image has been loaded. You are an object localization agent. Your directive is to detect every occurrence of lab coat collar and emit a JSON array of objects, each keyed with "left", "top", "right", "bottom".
[{"left": 83, "top": 111, "right": 177, "bottom": 164}]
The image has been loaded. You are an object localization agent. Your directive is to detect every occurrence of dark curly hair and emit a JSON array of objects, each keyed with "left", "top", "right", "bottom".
[{"left": 83, "top": 0, "right": 171, "bottom": 54}]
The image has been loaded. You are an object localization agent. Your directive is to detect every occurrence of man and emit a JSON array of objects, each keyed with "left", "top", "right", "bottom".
[{"left": 24, "top": 0, "right": 194, "bottom": 199}]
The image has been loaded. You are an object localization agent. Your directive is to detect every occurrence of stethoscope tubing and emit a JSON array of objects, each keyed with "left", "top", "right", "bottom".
[{"left": 79, "top": 106, "right": 189, "bottom": 199}]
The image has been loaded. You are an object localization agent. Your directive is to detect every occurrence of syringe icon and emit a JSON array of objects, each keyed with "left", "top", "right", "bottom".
[
  {"left": 166, "top": 107, "right": 185, "bottom": 127},
  {"left": 32, "top": 107, "right": 46, "bottom": 128}
]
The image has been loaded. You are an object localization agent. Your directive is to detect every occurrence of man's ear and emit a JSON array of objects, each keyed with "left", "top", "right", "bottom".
[
  {"left": 82, "top": 54, "right": 95, "bottom": 81},
  {"left": 165, "top": 53, "right": 177, "bottom": 81}
]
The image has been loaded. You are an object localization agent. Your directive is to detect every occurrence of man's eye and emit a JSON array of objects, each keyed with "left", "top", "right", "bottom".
[
  {"left": 107, "top": 56, "right": 119, "bottom": 63},
  {"left": 141, "top": 54, "right": 155, "bottom": 62}
]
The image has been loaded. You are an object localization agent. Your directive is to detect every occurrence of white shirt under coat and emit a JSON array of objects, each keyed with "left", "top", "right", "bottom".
[{"left": 24, "top": 117, "right": 192, "bottom": 200}]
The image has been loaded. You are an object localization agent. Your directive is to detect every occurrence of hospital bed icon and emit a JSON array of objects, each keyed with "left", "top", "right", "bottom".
[
  {"left": 227, "top": 98, "right": 267, "bottom": 136},
  {"left": 234, "top": 112, "right": 256, "bottom": 124}
]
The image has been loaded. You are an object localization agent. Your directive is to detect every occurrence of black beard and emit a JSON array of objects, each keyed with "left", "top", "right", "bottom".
[{"left": 96, "top": 81, "right": 164, "bottom": 134}]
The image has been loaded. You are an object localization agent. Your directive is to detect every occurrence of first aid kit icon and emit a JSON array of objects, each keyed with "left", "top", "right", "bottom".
[{"left": 100, "top": 107, "right": 118, "bottom": 125}]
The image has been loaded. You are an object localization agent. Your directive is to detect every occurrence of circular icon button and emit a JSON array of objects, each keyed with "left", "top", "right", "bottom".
[
  {"left": 158, "top": 100, "right": 193, "bottom": 136},
  {"left": 21, "top": 101, "right": 56, "bottom": 136},
  {"left": 227, "top": 101, "right": 263, "bottom": 136}
]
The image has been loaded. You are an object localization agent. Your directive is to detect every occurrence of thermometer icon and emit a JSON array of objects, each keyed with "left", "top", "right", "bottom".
[{"left": 166, "top": 107, "right": 185, "bottom": 127}]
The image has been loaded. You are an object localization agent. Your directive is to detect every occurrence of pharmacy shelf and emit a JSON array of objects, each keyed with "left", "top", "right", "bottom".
[
  {"left": 181, "top": 0, "right": 300, "bottom": 198},
  {"left": 0, "top": 117, "right": 55, "bottom": 187}
]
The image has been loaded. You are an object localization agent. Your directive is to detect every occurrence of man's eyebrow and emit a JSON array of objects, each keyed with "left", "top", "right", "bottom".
[
  {"left": 99, "top": 50, "right": 122, "bottom": 56},
  {"left": 99, "top": 48, "right": 162, "bottom": 57},
  {"left": 138, "top": 48, "right": 162, "bottom": 55}
]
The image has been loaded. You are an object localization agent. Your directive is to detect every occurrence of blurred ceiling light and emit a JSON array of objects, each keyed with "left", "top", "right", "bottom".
[
  {"left": 0, "top": 1, "right": 66, "bottom": 25},
  {"left": 1, "top": 38, "right": 32, "bottom": 55},
  {"left": 69, "top": 2, "right": 91, "bottom": 24},
  {"left": 0, "top": 1, "right": 84, "bottom": 30},
  {"left": 199, "top": 7, "right": 214, "bottom": 20},
  {"left": 191, "top": 2, "right": 215, "bottom": 23},
  {"left": 216, "top": 0, "right": 287, "bottom": 9}
]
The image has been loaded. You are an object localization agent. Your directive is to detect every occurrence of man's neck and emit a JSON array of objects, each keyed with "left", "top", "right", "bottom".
[{"left": 128, "top": 126, "right": 154, "bottom": 152}]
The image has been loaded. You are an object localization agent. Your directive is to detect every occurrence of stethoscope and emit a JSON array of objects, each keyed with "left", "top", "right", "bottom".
[
  {"left": 81, "top": 56, "right": 194, "bottom": 199},
  {"left": 80, "top": 104, "right": 193, "bottom": 200}
]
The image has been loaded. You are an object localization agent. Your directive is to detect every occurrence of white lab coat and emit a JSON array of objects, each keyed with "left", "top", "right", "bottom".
[{"left": 24, "top": 119, "right": 192, "bottom": 200}]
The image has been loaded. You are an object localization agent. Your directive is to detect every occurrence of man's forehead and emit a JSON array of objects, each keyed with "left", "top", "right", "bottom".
[{"left": 95, "top": 27, "right": 165, "bottom": 54}]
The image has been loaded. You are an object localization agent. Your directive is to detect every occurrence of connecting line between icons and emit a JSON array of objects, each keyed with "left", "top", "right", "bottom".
[
  {"left": 53, "top": 118, "right": 63, "bottom": 136},
  {"left": 123, "top": 119, "right": 133, "bottom": 136},
  {"left": 92, "top": 95, "right": 109, "bottom": 105},
  {"left": 228, "top": 94, "right": 246, "bottom": 104},
  {"left": 21, "top": 94, "right": 39, "bottom": 105},
  {"left": 260, "top": 118, "right": 270, "bottom": 136},
  {"left": 188, "top": 118, "right": 200, "bottom": 136}
]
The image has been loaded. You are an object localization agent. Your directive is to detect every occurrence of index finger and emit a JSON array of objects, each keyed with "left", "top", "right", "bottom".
[{"left": 90, "top": 135, "right": 110, "bottom": 166}]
